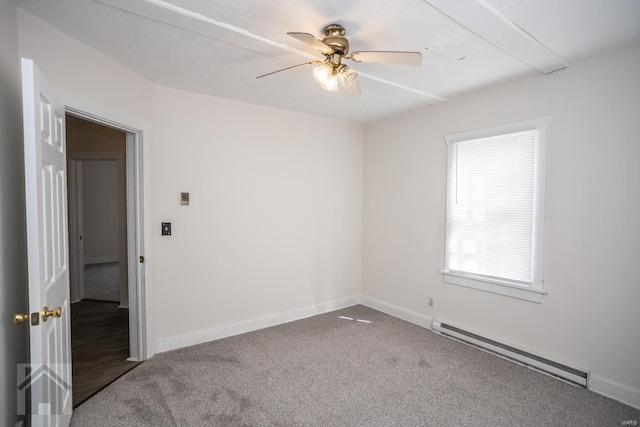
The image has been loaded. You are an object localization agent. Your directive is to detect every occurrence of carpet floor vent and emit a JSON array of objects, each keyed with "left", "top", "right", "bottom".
[{"left": 432, "top": 320, "right": 589, "bottom": 387}]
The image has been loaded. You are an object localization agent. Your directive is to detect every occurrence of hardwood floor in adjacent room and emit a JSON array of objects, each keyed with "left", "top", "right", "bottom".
[{"left": 71, "top": 300, "right": 141, "bottom": 407}]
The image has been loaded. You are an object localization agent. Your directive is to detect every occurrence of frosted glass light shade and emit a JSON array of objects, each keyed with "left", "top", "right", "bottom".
[
  {"left": 313, "top": 62, "right": 339, "bottom": 92},
  {"left": 339, "top": 66, "right": 358, "bottom": 88}
]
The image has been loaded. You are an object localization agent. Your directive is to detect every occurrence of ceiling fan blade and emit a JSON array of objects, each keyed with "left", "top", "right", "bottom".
[
  {"left": 256, "top": 61, "right": 322, "bottom": 79},
  {"left": 343, "top": 79, "right": 361, "bottom": 97},
  {"left": 348, "top": 51, "right": 422, "bottom": 66},
  {"left": 287, "top": 32, "right": 335, "bottom": 55}
]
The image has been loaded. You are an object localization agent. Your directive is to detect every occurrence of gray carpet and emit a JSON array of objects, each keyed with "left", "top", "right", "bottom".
[
  {"left": 71, "top": 305, "right": 639, "bottom": 426},
  {"left": 84, "top": 262, "right": 120, "bottom": 302}
]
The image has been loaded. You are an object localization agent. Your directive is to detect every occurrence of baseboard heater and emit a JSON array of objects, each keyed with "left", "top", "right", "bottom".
[{"left": 432, "top": 320, "right": 589, "bottom": 387}]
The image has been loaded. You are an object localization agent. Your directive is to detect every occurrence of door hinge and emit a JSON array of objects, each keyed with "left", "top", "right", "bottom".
[{"left": 139, "top": 256, "right": 145, "bottom": 264}]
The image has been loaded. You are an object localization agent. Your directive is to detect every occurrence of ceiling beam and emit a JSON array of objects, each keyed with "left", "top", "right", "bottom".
[
  {"left": 96, "top": 0, "right": 447, "bottom": 105},
  {"left": 424, "top": 0, "right": 568, "bottom": 73}
]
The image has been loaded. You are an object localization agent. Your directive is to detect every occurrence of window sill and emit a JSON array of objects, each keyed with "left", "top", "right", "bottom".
[{"left": 440, "top": 270, "right": 546, "bottom": 303}]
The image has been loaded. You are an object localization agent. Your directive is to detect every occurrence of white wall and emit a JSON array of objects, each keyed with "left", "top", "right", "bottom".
[
  {"left": 0, "top": 1, "right": 29, "bottom": 425},
  {"left": 363, "top": 43, "right": 640, "bottom": 407},
  {"left": 152, "top": 86, "right": 363, "bottom": 343},
  {"left": 82, "top": 160, "right": 120, "bottom": 263}
]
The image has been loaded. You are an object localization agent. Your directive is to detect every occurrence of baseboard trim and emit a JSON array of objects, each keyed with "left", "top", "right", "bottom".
[
  {"left": 360, "top": 296, "right": 433, "bottom": 330},
  {"left": 85, "top": 256, "right": 119, "bottom": 265},
  {"left": 590, "top": 375, "right": 640, "bottom": 410},
  {"left": 155, "top": 296, "right": 361, "bottom": 353}
]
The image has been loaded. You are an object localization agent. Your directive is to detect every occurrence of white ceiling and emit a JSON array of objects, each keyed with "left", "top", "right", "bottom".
[{"left": 17, "top": 0, "right": 640, "bottom": 123}]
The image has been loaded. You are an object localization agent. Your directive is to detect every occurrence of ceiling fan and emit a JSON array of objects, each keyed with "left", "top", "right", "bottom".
[{"left": 256, "top": 24, "right": 422, "bottom": 96}]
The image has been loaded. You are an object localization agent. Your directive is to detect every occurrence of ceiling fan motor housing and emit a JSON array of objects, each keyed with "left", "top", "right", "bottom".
[{"left": 322, "top": 24, "right": 349, "bottom": 55}]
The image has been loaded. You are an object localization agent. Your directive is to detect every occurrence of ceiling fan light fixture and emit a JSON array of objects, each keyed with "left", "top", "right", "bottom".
[
  {"left": 339, "top": 66, "right": 358, "bottom": 89},
  {"left": 313, "top": 62, "right": 339, "bottom": 91}
]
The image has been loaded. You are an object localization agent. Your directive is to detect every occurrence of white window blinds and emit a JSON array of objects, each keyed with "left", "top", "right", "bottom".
[{"left": 446, "top": 129, "right": 537, "bottom": 285}]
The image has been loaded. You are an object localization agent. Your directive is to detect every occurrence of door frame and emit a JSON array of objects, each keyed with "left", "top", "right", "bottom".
[
  {"left": 63, "top": 98, "right": 153, "bottom": 361},
  {"left": 67, "top": 159, "right": 84, "bottom": 302}
]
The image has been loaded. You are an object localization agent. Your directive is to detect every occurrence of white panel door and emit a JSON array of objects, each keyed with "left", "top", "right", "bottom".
[{"left": 22, "top": 58, "right": 72, "bottom": 427}]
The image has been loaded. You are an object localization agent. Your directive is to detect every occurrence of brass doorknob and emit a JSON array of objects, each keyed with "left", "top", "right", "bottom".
[
  {"left": 42, "top": 306, "right": 62, "bottom": 322},
  {"left": 13, "top": 313, "right": 29, "bottom": 324}
]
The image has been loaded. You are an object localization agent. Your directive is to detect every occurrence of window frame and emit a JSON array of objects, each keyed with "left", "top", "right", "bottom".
[{"left": 442, "top": 116, "right": 550, "bottom": 303}]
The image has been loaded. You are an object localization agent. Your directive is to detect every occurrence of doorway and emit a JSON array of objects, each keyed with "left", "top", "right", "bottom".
[{"left": 65, "top": 115, "right": 139, "bottom": 406}]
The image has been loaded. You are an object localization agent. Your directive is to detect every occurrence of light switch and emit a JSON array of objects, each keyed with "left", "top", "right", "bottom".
[{"left": 161, "top": 222, "right": 172, "bottom": 236}]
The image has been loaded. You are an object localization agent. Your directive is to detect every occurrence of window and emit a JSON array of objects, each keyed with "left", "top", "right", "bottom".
[{"left": 442, "top": 117, "right": 549, "bottom": 303}]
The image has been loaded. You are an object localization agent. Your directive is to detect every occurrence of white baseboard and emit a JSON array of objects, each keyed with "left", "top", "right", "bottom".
[
  {"left": 360, "top": 296, "right": 433, "bottom": 330},
  {"left": 85, "top": 256, "right": 119, "bottom": 265},
  {"left": 155, "top": 296, "right": 361, "bottom": 353},
  {"left": 590, "top": 374, "right": 640, "bottom": 410}
]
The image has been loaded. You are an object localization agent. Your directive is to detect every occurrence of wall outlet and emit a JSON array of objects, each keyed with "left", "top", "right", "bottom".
[{"left": 427, "top": 296, "right": 435, "bottom": 308}]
